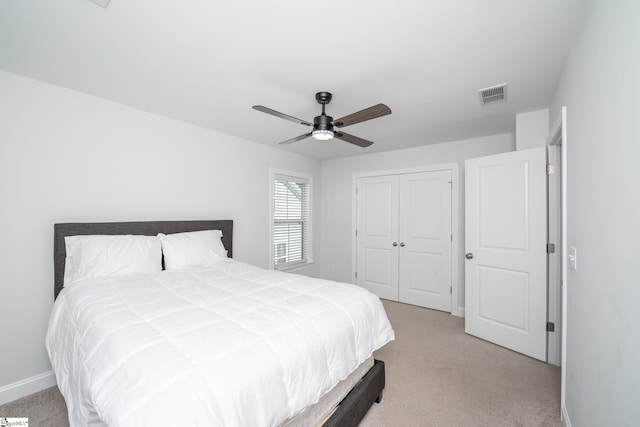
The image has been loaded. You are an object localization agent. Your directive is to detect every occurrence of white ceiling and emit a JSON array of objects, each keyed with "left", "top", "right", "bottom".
[{"left": 0, "top": 0, "right": 588, "bottom": 160}]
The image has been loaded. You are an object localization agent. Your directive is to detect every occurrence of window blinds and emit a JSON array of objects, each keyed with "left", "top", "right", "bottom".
[{"left": 273, "top": 173, "right": 310, "bottom": 269}]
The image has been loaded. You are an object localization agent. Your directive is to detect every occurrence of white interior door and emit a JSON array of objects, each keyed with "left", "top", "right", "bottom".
[
  {"left": 465, "top": 147, "right": 547, "bottom": 361},
  {"left": 398, "top": 171, "right": 452, "bottom": 311},
  {"left": 356, "top": 175, "right": 399, "bottom": 300}
]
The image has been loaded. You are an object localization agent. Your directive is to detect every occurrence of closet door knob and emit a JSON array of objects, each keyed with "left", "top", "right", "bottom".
[
  {"left": 465, "top": 253, "right": 474, "bottom": 259},
  {"left": 399, "top": 242, "right": 405, "bottom": 247},
  {"left": 392, "top": 242, "right": 398, "bottom": 247}
]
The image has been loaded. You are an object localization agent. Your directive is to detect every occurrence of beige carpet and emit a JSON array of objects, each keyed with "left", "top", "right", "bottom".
[
  {"left": 0, "top": 300, "right": 560, "bottom": 426},
  {"left": 0, "top": 385, "right": 68, "bottom": 427},
  {"left": 360, "top": 300, "right": 561, "bottom": 427}
]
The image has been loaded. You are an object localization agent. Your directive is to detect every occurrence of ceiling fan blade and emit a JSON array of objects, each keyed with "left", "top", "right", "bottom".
[
  {"left": 252, "top": 105, "right": 312, "bottom": 126},
  {"left": 333, "top": 103, "right": 391, "bottom": 128},
  {"left": 334, "top": 131, "right": 374, "bottom": 147},
  {"left": 279, "top": 133, "right": 313, "bottom": 145}
]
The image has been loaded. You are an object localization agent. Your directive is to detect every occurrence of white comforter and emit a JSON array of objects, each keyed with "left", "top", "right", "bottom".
[{"left": 47, "top": 259, "right": 394, "bottom": 427}]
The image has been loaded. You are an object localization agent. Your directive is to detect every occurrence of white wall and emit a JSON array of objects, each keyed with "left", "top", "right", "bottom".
[
  {"left": 320, "top": 133, "right": 514, "bottom": 313},
  {"left": 549, "top": 1, "right": 640, "bottom": 425},
  {"left": 0, "top": 71, "right": 321, "bottom": 401},
  {"left": 515, "top": 109, "right": 549, "bottom": 150}
]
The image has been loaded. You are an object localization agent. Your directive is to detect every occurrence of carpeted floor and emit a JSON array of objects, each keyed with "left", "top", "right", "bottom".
[
  {"left": 0, "top": 300, "right": 561, "bottom": 426},
  {"left": 360, "top": 300, "right": 561, "bottom": 427},
  {"left": 0, "top": 385, "right": 68, "bottom": 427}
]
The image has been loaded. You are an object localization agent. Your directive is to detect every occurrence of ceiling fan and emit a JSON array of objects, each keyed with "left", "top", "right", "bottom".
[{"left": 252, "top": 92, "right": 391, "bottom": 147}]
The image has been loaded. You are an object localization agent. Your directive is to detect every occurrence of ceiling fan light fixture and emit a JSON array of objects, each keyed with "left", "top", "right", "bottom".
[
  {"left": 253, "top": 91, "right": 391, "bottom": 147},
  {"left": 312, "top": 129, "right": 334, "bottom": 140}
]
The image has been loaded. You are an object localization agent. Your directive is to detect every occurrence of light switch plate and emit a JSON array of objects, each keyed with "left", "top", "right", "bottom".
[{"left": 569, "top": 246, "right": 577, "bottom": 270}]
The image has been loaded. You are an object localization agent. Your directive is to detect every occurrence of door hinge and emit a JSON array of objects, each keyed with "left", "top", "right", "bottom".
[
  {"left": 450, "top": 286, "right": 452, "bottom": 294},
  {"left": 355, "top": 271, "right": 358, "bottom": 279},
  {"left": 355, "top": 229, "right": 358, "bottom": 237},
  {"left": 547, "top": 243, "right": 556, "bottom": 254},
  {"left": 356, "top": 187, "right": 358, "bottom": 194},
  {"left": 546, "top": 164, "right": 555, "bottom": 175},
  {"left": 546, "top": 322, "right": 555, "bottom": 332}
]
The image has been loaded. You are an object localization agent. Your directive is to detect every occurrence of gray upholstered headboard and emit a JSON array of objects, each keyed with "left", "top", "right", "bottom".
[{"left": 54, "top": 220, "right": 233, "bottom": 299}]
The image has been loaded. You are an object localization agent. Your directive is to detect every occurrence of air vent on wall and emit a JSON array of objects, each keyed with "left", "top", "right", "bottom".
[{"left": 478, "top": 83, "right": 507, "bottom": 105}]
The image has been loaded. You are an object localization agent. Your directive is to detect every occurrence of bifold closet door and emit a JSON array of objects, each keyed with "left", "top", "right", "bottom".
[
  {"left": 356, "top": 175, "right": 399, "bottom": 300},
  {"left": 398, "top": 171, "right": 452, "bottom": 312}
]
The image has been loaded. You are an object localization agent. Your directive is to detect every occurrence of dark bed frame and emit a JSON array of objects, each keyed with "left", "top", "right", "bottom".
[{"left": 53, "top": 220, "right": 385, "bottom": 427}]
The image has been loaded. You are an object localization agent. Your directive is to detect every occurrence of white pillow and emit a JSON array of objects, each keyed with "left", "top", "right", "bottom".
[
  {"left": 158, "top": 230, "right": 227, "bottom": 270},
  {"left": 64, "top": 234, "right": 162, "bottom": 285}
]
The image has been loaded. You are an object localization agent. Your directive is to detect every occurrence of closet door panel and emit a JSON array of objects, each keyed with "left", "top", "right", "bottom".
[
  {"left": 398, "top": 171, "right": 452, "bottom": 311},
  {"left": 356, "top": 176, "right": 399, "bottom": 300}
]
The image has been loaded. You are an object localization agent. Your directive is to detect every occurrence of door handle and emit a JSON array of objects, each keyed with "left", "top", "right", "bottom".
[
  {"left": 465, "top": 252, "right": 474, "bottom": 259},
  {"left": 392, "top": 242, "right": 398, "bottom": 247},
  {"left": 399, "top": 242, "right": 405, "bottom": 247}
]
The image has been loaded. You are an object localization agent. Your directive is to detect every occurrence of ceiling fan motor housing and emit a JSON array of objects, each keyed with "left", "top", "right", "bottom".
[{"left": 314, "top": 113, "right": 333, "bottom": 131}]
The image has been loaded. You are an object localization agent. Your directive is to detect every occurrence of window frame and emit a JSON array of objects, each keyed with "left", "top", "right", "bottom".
[{"left": 269, "top": 168, "right": 313, "bottom": 271}]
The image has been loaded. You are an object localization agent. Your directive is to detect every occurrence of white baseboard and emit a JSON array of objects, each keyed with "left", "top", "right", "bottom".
[
  {"left": 456, "top": 306, "right": 465, "bottom": 317},
  {"left": 561, "top": 404, "right": 572, "bottom": 427},
  {"left": 0, "top": 371, "right": 56, "bottom": 405}
]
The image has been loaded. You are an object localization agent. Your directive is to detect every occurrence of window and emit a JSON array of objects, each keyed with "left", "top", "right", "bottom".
[
  {"left": 271, "top": 170, "right": 311, "bottom": 269},
  {"left": 274, "top": 242, "right": 287, "bottom": 264}
]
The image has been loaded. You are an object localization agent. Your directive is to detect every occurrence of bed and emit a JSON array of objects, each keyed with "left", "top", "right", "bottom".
[{"left": 47, "top": 220, "right": 394, "bottom": 427}]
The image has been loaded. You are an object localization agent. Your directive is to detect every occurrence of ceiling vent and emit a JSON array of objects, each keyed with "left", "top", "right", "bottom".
[{"left": 478, "top": 83, "right": 507, "bottom": 105}]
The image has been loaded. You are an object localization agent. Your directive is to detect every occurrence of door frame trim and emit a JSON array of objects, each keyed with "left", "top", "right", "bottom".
[
  {"left": 547, "top": 106, "right": 567, "bottom": 416},
  {"left": 352, "top": 163, "right": 460, "bottom": 316}
]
